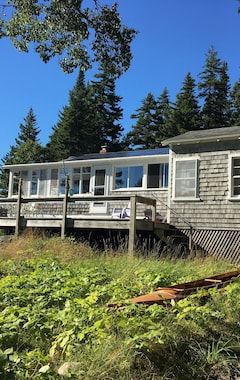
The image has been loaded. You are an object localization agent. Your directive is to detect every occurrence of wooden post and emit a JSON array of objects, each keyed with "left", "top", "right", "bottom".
[
  {"left": 128, "top": 196, "right": 136, "bottom": 254},
  {"left": 189, "top": 226, "right": 193, "bottom": 253},
  {"left": 61, "top": 176, "right": 69, "bottom": 239},
  {"left": 15, "top": 178, "right": 22, "bottom": 237},
  {"left": 152, "top": 199, "right": 156, "bottom": 225}
]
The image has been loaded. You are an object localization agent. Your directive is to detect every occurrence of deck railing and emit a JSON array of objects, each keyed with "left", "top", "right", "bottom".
[{"left": 0, "top": 179, "right": 157, "bottom": 253}]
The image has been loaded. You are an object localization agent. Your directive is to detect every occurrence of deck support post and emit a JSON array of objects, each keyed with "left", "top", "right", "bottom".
[
  {"left": 189, "top": 226, "right": 193, "bottom": 252},
  {"left": 128, "top": 196, "right": 137, "bottom": 254},
  {"left": 61, "top": 176, "right": 69, "bottom": 239},
  {"left": 15, "top": 178, "right": 22, "bottom": 237}
]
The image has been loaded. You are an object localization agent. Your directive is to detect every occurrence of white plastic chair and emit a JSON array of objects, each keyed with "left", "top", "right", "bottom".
[{"left": 112, "top": 202, "right": 130, "bottom": 218}]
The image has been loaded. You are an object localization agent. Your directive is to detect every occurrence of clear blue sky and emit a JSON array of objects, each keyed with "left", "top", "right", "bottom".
[{"left": 1, "top": 0, "right": 240, "bottom": 159}]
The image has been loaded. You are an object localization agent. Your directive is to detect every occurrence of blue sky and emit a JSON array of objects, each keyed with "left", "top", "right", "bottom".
[{"left": 1, "top": 0, "right": 240, "bottom": 159}]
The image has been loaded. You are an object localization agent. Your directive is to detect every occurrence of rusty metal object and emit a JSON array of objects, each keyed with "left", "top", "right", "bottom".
[{"left": 109, "top": 270, "right": 240, "bottom": 308}]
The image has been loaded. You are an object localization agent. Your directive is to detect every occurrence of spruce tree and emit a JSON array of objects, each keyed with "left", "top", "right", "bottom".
[
  {"left": 0, "top": 108, "right": 43, "bottom": 195},
  {"left": 170, "top": 73, "right": 202, "bottom": 134},
  {"left": 90, "top": 63, "right": 124, "bottom": 151},
  {"left": 198, "top": 47, "right": 232, "bottom": 129},
  {"left": 230, "top": 79, "right": 240, "bottom": 126},
  {"left": 124, "top": 93, "right": 158, "bottom": 149},
  {"left": 155, "top": 88, "right": 175, "bottom": 141},
  {"left": 46, "top": 70, "right": 96, "bottom": 161}
]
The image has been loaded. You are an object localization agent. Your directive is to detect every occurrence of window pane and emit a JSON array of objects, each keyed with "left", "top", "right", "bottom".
[
  {"left": 39, "top": 169, "right": 47, "bottom": 196},
  {"left": 233, "top": 177, "right": 240, "bottom": 195},
  {"left": 147, "top": 164, "right": 160, "bottom": 188},
  {"left": 21, "top": 171, "right": 28, "bottom": 196},
  {"left": 73, "top": 167, "right": 81, "bottom": 174},
  {"left": 115, "top": 167, "right": 128, "bottom": 189},
  {"left": 50, "top": 169, "right": 58, "bottom": 196},
  {"left": 59, "top": 168, "right": 69, "bottom": 194},
  {"left": 161, "top": 163, "right": 169, "bottom": 187},
  {"left": 129, "top": 166, "right": 143, "bottom": 187},
  {"left": 176, "top": 161, "right": 195, "bottom": 178},
  {"left": 82, "top": 173, "right": 90, "bottom": 193},
  {"left": 13, "top": 172, "right": 20, "bottom": 195},
  {"left": 73, "top": 175, "right": 80, "bottom": 194},
  {"left": 175, "top": 179, "right": 195, "bottom": 197},
  {"left": 95, "top": 169, "right": 105, "bottom": 187},
  {"left": 147, "top": 163, "right": 169, "bottom": 188},
  {"left": 31, "top": 170, "right": 40, "bottom": 195},
  {"left": 175, "top": 160, "right": 196, "bottom": 198}
]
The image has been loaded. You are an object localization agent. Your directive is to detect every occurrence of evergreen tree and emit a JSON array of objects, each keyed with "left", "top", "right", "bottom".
[
  {"left": 170, "top": 73, "right": 202, "bottom": 134},
  {"left": 46, "top": 70, "right": 96, "bottom": 161},
  {"left": 0, "top": 108, "right": 43, "bottom": 195},
  {"left": 230, "top": 79, "right": 240, "bottom": 126},
  {"left": 155, "top": 88, "right": 175, "bottom": 141},
  {"left": 47, "top": 66, "right": 124, "bottom": 160},
  {"left": 198, "top": 46, "right": 232, "bottom": 129},
  {"left": 124, "top": 93, "right": 158, "bottom": 149},
  {"left": 15, "top": 107, "right": 40, "bottom": 145},
  {"left": 90, "top": 63, "right": 124, "bottom": 151}
]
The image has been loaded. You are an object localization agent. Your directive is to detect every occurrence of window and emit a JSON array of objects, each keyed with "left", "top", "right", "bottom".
[
  {"left": 114, "top": 166, "right": 143, "bottom": 189},
  {"left": 39, "top": 169, "right": 47, "bottom": 196},
  {"left": 30, "top": 170, "right": 40, "bottom": 195},
  {"left": 232, "top": 157, "right": 240, "bottom": 196},
  {"left": 72, "top": 167, "right": 91, "bottom": 194},
  {"left": 59, "top": 168, "right": 70, "bottom": 194},
  {"left": 147, "top": 163, "right": 168, "bottom": 188},
  {"left": 12, "top": 171, "right": 28, "bottom": 196},
  {"left": 50, "top": 169, "right": 58, "bottom": 196},
  {"left": 174, "top": 159, "right": 198, "bottom": 198}
]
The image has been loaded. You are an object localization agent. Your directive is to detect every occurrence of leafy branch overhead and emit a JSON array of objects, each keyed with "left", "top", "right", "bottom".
[{"left": 0, "top": 0, "right": 137, "bottom": 76}]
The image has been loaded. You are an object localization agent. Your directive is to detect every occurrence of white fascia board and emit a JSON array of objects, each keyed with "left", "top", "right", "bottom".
[{"left": 3, "top": 153, "right": 169, "bottom": 171}]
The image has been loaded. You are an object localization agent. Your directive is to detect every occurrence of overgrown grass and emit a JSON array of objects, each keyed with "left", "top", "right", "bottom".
[{"left": 0, "top": 233, "right": 239, "bottom": 379}]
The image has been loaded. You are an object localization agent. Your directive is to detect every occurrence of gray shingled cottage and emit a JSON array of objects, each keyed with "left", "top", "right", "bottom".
[{"left": 162, "top": 126, "right": 240, "bottom": 264}]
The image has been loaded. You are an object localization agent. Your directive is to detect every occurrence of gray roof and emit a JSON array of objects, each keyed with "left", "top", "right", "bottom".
[
  {"left": 162, "top": 126, "right": 240, "bottom": 146},
  {"left": 65, "top": 148, "right": 169, "bottom": 161}
]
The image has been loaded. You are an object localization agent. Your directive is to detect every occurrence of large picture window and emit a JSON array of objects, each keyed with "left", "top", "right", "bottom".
[
  {"left": 147, "top": 163, "right": 168, "bottom": 188},
  {"left": 114, "top": 166, "right": 143, "bottom": 189},
  {"left": 174, "top": 159, "right": 198, "bottom": 198}
]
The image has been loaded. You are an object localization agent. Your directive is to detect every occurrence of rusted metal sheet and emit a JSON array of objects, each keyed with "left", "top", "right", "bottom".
[
  {"left": 109, "top": 270, "right": 240, "bottom": 308},
  {"left": 130, "top": 270, "right": 240, "bottom": 305}
]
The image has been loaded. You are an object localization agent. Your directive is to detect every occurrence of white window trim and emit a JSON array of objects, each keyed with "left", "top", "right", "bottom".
[
  {"left": 173, "top": 157, "right": 200, "bottom": 201},
  {"left": 112, "top": 164, "right": 144, "bottom": 190},
  {"left": 228, "top": 154, "right": 240, "bottom": 200}
]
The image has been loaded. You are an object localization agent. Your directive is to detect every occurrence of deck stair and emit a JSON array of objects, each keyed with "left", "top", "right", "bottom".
[{"left": 154, "top": 223, "right": 191, "bottom": 256}]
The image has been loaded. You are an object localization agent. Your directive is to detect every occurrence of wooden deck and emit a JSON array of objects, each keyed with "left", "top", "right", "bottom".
[{"left": 0, "top": 193, "right": 163, "bottom": 253}]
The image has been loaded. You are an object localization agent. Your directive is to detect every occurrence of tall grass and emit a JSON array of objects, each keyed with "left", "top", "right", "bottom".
[{"left": 0, "top": 233, "right": 239, "bottom": 379}]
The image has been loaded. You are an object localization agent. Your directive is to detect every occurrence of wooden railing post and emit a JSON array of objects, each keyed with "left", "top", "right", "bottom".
[
  {"left": 189, "top": 226, "right": 193, "bottom": 252},
  {"left": 61, "top": 176, "right": 69, "bottom": 239},
  {"left": 128, "top": 195, "right": 137, "bottom": 254},
  {"left": 15, "top": 178, "right": 22, "bottom": 237}
]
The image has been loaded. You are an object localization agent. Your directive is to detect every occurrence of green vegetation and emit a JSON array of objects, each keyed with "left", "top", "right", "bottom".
[{"left": 0, "top": 235, "right": 239, "bottom": 379}]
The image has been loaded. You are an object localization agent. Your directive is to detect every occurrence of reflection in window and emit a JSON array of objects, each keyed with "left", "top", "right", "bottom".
[
  {"left": 21, "top": 171, "right": 29, "bottom": 196},
  {"left": 72, "top": 167, "right": 91, "bottom": 194},
  {"left": 114, "top": 166, "right": 143, "bottom": 189},
  {"left": 50, "top": 169, "right": 58, "bottom": 196},
  {"left": 147, "top": 163, "right": 168, "bottom": 188},
  {"left": 59, "top": 168, "right": 70, "bottom": 194},
  {"left": 175, "top": 160, "right": 198, "bottom": 198},
  {"left": 13, "top": 171, "right": 29, "bottom": 196},
  {"left": 31, "top": 170, "right": 40, "bottom": 195},
  {"left": 39, "top": 169, "right": 47, "bottom": 196}
]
